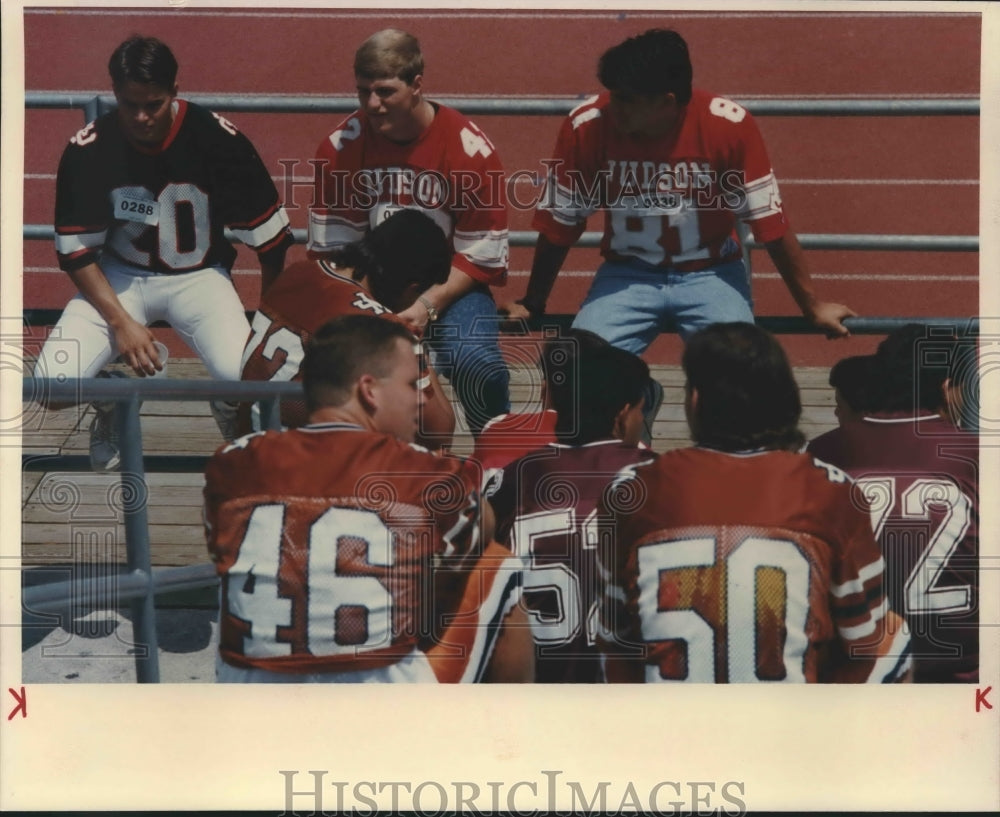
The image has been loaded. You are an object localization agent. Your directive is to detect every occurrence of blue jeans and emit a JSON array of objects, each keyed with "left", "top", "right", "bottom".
[
  {"left": 425, "top": 287, "right": 510, "bottom": 435},
  {"left": 572, "top": 258, "right": 754, "bottom": 354}
]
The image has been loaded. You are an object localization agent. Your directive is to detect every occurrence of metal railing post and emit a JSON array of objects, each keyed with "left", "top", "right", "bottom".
[{"left": 116, "top": 393, "right": 160, "bottom": 683}]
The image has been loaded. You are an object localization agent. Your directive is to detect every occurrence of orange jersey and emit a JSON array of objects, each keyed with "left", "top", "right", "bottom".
[
  {"left": 599, "top": 448, "right": 911, "bottom": 683},
  {"left": 204, "top": 423, "right": 483, "bottom": 675},
  {"left": 472, "top": 410, "right": 558, "bottom": 486},
  {"left": 238, "top": 259, "right": 423, "bottom": 433}
]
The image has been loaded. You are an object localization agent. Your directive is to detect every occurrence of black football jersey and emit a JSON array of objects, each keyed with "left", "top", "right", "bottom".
[{"left": 55, "top": 100, "right": 291, "bottom": 274}]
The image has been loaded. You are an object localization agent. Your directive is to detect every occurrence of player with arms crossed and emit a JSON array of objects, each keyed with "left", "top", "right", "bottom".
[
  {"left": 309, "top": 28, "right": 511, "bottom": 435},
  {"left": 34, "top": 36, "right": 293, "bottom": 470},
  {"left": 239, "top": 209, "right": 455, "bottom": 449},
  {"left": 598, "top": 323, "right": 910, "bottom": 683},
  {"left": 502, "top": 29, "right": 855, "bottom": 437},
  {"left": 808, "top": 325, "right": 979, "bottom": 682},
  {"left": 205, "top": 315, "right": 531, "bottom": 683},
  {"left": 489, "top": 330, "right": 654, "bottom": 682}
]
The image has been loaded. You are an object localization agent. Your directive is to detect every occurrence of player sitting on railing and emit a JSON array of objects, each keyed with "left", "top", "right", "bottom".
[{"left": 32, "top": 35, "right": 293, "bottom": 472}]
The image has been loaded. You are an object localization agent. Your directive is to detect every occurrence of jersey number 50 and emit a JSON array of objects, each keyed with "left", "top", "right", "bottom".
[{"left": 635, "top": 535, "right": 811, "bottom": 683}]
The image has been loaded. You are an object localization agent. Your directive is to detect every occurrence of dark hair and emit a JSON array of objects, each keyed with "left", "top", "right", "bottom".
[
  {"left": 330, "top": 210, "right": 450, "bottom": 311},
  {"left": 873, "top": 323, "right": 969, "bottom": 413},
  {"left": 597, "top": 28, "right": 693, "bottom": 105},
  {"left": 108, "top": 36, "right": 178, "bottom": 89},
  {"left": 354, "top": 28, "right": 424, "bottom": 84},
  {"left": 683, "top": 322, "right": 803, "bottom": 452},
  {"left": 828, "top": 354, "right": 879, "bottom": 415},
  {"left": 302, "top": 314, "right": 416, "bottom": 414},
  {"left": 543, "top": 329, "right": 649, "bottom": 445}
]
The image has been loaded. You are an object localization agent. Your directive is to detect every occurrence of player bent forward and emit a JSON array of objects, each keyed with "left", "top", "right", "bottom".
[
  {"left": 33, "top": 36, "right": 293, "bottom": 471},
  {"left": 238, "top": 209, "right": 455, "bottom": 450},
  {"left": 597, "top": 323, "right": 911, "bottom": 683},
  {"left": 204, "top": 314, "right": 533, "bottom": 683}
]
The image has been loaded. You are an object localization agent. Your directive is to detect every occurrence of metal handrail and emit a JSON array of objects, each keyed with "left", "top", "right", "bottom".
[
  {"left": 21, "top": 224, "right": 980, "bottom": 252},
  {"left": 25, "top": 91, "right": 981, "bottom": 117}
]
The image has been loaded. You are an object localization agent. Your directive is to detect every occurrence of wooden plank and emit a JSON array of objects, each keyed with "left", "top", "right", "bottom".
[{"left": 21, "top": 543, "right": 211, "bottom": 567}]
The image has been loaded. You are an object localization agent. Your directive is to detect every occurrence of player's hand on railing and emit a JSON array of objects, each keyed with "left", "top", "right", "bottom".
[
  {"left": 806, "top": 301, "right": 858, "bottom": 338},
  {"left": 113, "top": 318, "right": 164, "bottom": 377}
]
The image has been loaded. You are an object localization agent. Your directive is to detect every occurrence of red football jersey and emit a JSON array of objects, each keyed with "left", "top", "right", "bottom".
[
  {"left": 204, "top": 423, "right": 483, "bottom": 675},
  {"left": 532, "top": 89, "right": 789, "bottom": 271},
  {"left": 808, "top": 415, "right": 979, "bottom": 682},
  {"left": 308, "top": 103, "right": 509, "bottom": 285},
  {"left": 238, "top": 259, "right": 408, "bottom": 431},
  {"left": 472, "top": 410, "right": 559, "bottom": 477},
  {"left": 599, "top": 448, "right": 910, "bottom": 683},
  {"left": 489, "top": 440, "right": 656, "bottom": 682}
]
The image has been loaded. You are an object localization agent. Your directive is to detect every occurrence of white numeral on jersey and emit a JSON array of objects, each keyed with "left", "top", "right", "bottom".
[
  {"left": 331, "top": 117, "right": 362, "bottom": 151},
  {"left": 460, "top": 125, "right": 494, "bottom": 158},
  {"left": 225, "top": 504, "right": 395, "bottom": 658},
  {"left": 211, "top": 111, "right": 239, "bottom": 136},
  {"left": 308, "top": 507, "right": 394, "bottom": 653},
  {"left": 608, "top": 207, "right": 710, "bottom": 266},
  {"left": 511, "top": 508, "right": 599, "bottom": 647},
  {"left": 709, "top": 96, "right": 748, "bottom": 124},
  {"left": 108, "top": 182, "right": 212, "bottom": 270},
  {"left": 858, "top": 476, "right": 973, "bottom": 615},
  {"left": 71, "top": 121, "right": 97, "bottom": 146},
  {"left": 227, "top": 504, "right": 294, "bottom": 657},
  {"left": 636, "top": 535, "right": 811, "bottom": 682},
  {"left": 637, "top": 537, "right": 715, "bottom": 682}
]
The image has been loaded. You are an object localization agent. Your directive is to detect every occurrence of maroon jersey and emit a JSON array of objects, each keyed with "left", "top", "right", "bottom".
[
  {"left": 55, "top": 101, "right": 292, "bottom": 273},
  {"left": 489, "top": 440, "right": 655, "bottom": 682},
  {"left": 308, "top": 102, "right": 508, "bottom": 285},
  {"left": 204, "top": 423, "right": 483, "bottom": 675},
  {"left": 599, "top": 448, "right": 911, "bottom": 683},
  {"left": 533, "top": 89, "right": 788, "bottom": 271},
  {"left": 238, "top": 259, "right": 408, "bottom": 431},
  {"left": 809, "top": 415, "right": 979, "bottom": 682}
]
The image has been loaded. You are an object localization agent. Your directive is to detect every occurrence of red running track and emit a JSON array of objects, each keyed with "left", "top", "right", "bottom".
[{"left": 20, "top": 7, "right": 981, "bottom": 366}]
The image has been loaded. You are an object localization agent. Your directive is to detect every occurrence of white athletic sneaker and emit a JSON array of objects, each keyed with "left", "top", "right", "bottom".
[{"left": 88, "top": 371, "right": 128, "bottom": 472}]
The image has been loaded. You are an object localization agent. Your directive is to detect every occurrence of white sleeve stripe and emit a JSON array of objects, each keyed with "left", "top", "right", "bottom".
[
  {"left": 572, "top": 107, "right": 602, "bottom": 130},
  {"left": 735, "top": 172, "right": 783, "bottom": 221},
  {"left": 837, "top": 596, "right": 888, "bottom": 641},
  {"left": 830, "top": 556, "right": 885, "bottom": 598},
  {"left": 453, "top": 229, "right": 509, "bottom": 268},
  {"left": 55, "top": 230, "right": 106, "bottom": 254},
  {"left": 307, "top": 212, "right": 366, "bottom": 252},
  {"left": 568, "top": 94, "right": 600, "bottom": 119},
  {"left": 463, "top": 558, "right": 523, "bottom": 683},
  {"left": 871, "top": 636, "right": 912, "bottom": 683},
  {"left": 229, "top": 208, "right": 290, "bottom": 249},
  {"left": 538, "top": 180, "right": 598, "bottom": 221}
]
